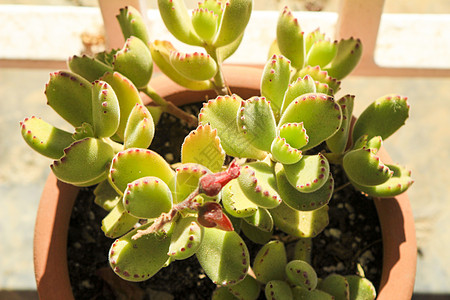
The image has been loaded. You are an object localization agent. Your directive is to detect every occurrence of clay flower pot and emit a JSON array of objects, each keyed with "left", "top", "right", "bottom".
[{"left": 33, "top": 65, "right": 417, "bottom": 299}]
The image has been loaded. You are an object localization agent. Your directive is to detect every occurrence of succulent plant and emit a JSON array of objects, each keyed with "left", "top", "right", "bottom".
[{"left": 21, "top": 2, "right": 413, "bottom": 299}]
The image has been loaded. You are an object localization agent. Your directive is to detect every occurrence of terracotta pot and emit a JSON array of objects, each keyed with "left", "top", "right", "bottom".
[{"left": 33, "top": 65, "right": 417, "bottom": 299}]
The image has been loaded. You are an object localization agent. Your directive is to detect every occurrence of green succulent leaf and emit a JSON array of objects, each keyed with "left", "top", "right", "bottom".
[
  {"left": 253, "top": 240, "right": 287, "bottom": 283},
  {"left": 306, "top": 39, "right": 338, "bottom": 68},
  {"left": 291, "top": 286, "right": 334, "bottom": 300},
  {"left": 169, "top": 51, "right": 217, "bottom": 81},
  {"left": 283, "top": 154, "right": 330, "bottom": 193},
  {"left": 91, "top": 80, "right": 120, "bottom": 138},
  {"left": 238, "top": 97, "right": 277, "bottom": 151},
  {"left": 212, "top": 286, "right": 239, "bottom": 300},
  {"left": 261, "top": 55, "right": 291, "bottom": 113},
  {"left": 270, "top": 136, "right": 303, "bottom": 165},
  {"left": 326, "top": 94, "right": 355, "bottom": 153},
  {"left": 20, "top": 116, "right": 74, "bottom": 159},
  {"left": 94, "top": 180, "right": 121, "bottom": 211},
  {"left": 101, "top": 200, "right": 139, "bottom": 238},
  {"left": 270, "top": 202, "right": 329, "bottom": 238},
  {"left": 73, "top": 122, "right": 95, "bottom": 140},
  {"left": 343, "top": 148, "right": 393, "bottom": 187},
  {"left": 109, "top": 148, "right": 175, "bottom": 194},
  {"left": 181, "top": 124, "right": 225, "bottom": 173},
  {"left": 266, "top": 280, "right": 293, "bottom": 300},
  {"left": 294, "top": 238, "right": 312, "bottom": 263},
  {"left": 192, "top": 8, "right": 218, "bottom": 43},
  {"left": 352, "top": 94, "right": 409, "bottom": 142},
  {"left": 222, "top": 179, "right": 258, "bottom": 218},
  {"left": 199, "top": 95, "right": 266, "bottom": 159},
  {"left": 280, "top": 75, "right": 316, "bottom": 114},
  {"left": 305, "top": 28, "right": 326, "bottom": 54},
  {"left": 279, "top": 122, "right": 309, "bottom": 149},
  {"left": 123, "top": 176, "right": 173, "bottom": 219},
  {"left": 227, "top": 274, "right": 261, "bottom": 300},
  {"left": 113, "top": 36, "right": 153, "bottom": 89},
  {"left": 117, "top": 6, "right": 150, "bottom": 45},
  {"left": 51, "top": 137, "right": 114, "bottom": 186},
  {"left": 345, "top": 275, "right": 376, "bottom": 300},
  {"left": 68, "top": 55, "right": 113, "bottom": 82},
  {"left": 276, "top": 6, "right": 304, "bottom": 69},
  {"left": 325, "top": 37, "right": 362, "bottom": 80},
  {"left": 212, "top": 0, "right": 252, "bottom": 48},
  {"left": 149, "top": 40, "right": 213, "bottom": 90},
  {"left": 238, "top": 162, "right": 281, "bottom": 209},
  {"left": 244, "top": 207, "right": 273, "bottom": 232},
  {"left": 168, "top": 217, "right": 204, "bottom": 260},
  {"left": 157, "top": 0, "right": 202, "bottom": 46},
  {"left": 45, "top": 71, "right": 92, "bottom": 128},
  {"left": 100, "top": 72, "right": 143, "bottom": 141},
  {"left": 293, "top": 66, "right": 341, "bottom": 95},
  {"left": 350, "top": 163, "right": 413, "bottom": 198},
  {"left": 279, "top": 93, "right": 342, "bottom": 150},
  {"left": 109, "top": 222, "right": 171, "bottom": 282},
  {"left": 317, "top": 274, "right": 350, "bottom": 300},
  {"left": 174, "top": 163, "right": 211, "bottom": 204},
  {"left": 277, "top": 169, "right": 334, "bottom": 211},
  {"left": 240, "top": 220, "right": 272, "bottom": 245},
  {"left": 196, "top": 227, "right": 249, "bottom": 286},
  {"left": 285, "top": 260, "right": 318, "bottom": 290},
  {"left": 217, "top": 32, "right": 244, "bottom": 63},
  {"left": 124, "top": 104, "right": 154, "bottom": 149}
]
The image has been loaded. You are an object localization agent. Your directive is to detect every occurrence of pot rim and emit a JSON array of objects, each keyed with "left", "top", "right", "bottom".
[{"left": 33, "top": 65, "right": 417, "bottom": 299}]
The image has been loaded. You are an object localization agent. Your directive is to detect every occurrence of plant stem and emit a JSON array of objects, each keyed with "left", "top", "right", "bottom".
[
  {"left": 205, "top": 46, "right": 230, "bottom": 95},
  {"left": 141, "top": 85, "right": 198, "bottom": 127}
]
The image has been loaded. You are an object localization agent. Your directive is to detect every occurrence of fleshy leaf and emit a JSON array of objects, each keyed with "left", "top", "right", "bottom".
[
  {"left": 325, "top": 37, "right": 362, "bottom": 80},
  {"left": 352, "top": 94, "right": 409, "bottom": 142},
  {"left": 20, "top": 116, "right": 74, "bottom": 159},
  {"left": 182, "top": 124, "right": 225, "bottom": 173},
  {"left": 270, "top": 136, "right": 303, "bottom": 165},
  {"left": 240, "top": 221, "right": 272, "bottom": 245},
  {"left": 294, "top": 238, "right": 312, "bottom": 263},
  {"left": 68, "top": 55, "right": 113, "bottom": 82},
  {"left": 169, "top": 51, "right": 217, "bottom": 81},
  {"left": 116, "top": 6, "right": 150, "bottom": 45},
  {"left": 293, "top": 65, "right": 341, "bottom": 95},
  {"left": 212, "top": 0, "right": 252, "bottom": 47},
  {"left": 113, "top": 36, "right": 153, "bottom": 89},
  {"left": 199, "top": 95, "right": 266, "bottom": 159},
  {"left": 305, "top": 28, "right": 326, "bottom": 54},
  {"left": 279, "top": 93, "right": 342, "bottom": 150},
  {"left": 51, "top": 138, "right": 114, "bottom": 186},
  {"left": 270, "top": 202, "right": 329, "bottom": 238},
  {"left": 227, "top": 274, "right": 261, "bottom": 300},
  {"left": 291, "top": 287, "right": 334, "bottom": 300},
  {"left": 100, "top": 72, "right": 143, "bottom": 141},
  {"left": 350, "top": 163, "right": 413, "bottom": 198},
  {"left": 253, "top": 240, "right": 287, "bottom": 283},
  {"left": 261, "top": 55, "right": 291, "bottom": 113},
  {"left": 277, "top": 169, "right": 334, "bottom": 211},
  {"left": 109, "top": 223, "right": 171, "bottom": 282},
  {"left": 212, "top": 286, "right": 238, "bottom": 300},
  {"left": 238, "top": 162, "right": 281, "bottom": 209},
  {"left": 222, "top": 179, "right": 258, "bottom": 218},
  {"left": 276, "top": 6, "right": 304, "bottom": 69},
  {"left": 149, "top": 40, "right": 213, "bottom": 90},
  {"left": 196, "top": 227, "right": 249, "bottom": 286},
  {"left": 265, "top": 280, "right": 293, "bottom": 300},
  {"left": 157, "top": 0, "right": 202, "bottom": 45},
  {"left": 101, "top": 201, "right": 139, "bottom": 238},
  {"left": 124, "top": 104, "right": 154, "bottom": 149},
  {"left": 244, "top": 207, "right": 273, "bottom": 232},
  {"left": 94, "top": 180, "right": 121, "bottom": 211},
  {"left": 91, "top": 80, "right": 120, "bottom": 138},
  {"left": 285, "top": 260, "right": 317, "bottom": 290},
  {"left": 73, "top": 122, "right": 95, "bottom": 140},
  {"left": 217, "top": 32, "right": 244, "bottom": 63},
  {"left": 306, "top": 39, "right": 338, "bottom": 68},
  {"left": 279, "top": 122, "right": 309, "bottom": 149},
  {"left": 238, "top": 97, "right": 277, "bottom": 151},
  {"left": 326, "top": 94, "right": 355, "bottom": 153},
  {"left": 123, "top": 176, "right": 173, "bottom": 219},
  {"left": 345, "top": 275, "right": 376, "bottom": 300},
  {"left": 45, "top": 71, "right": 92, "bottom": 127},
  {"left": 283, "top": 153, "right": 330, "bottom": 193},
  {"left": 280, "top": 75, "right": 316, "bottom": 114},
  {"left": 192, "top": 8, "right": 218, "bottom": 43},
  {"left": 317, "top": 274, "right": 350, "bottom": 300},
  {"left": 343, "top": 148, "right": 392, "bottom": 186},
  {"left": 168, "top": 217, "right": 204, "bottom": 260},
  {"left": 174, "top": 163, "right": 211, "bottom": 204},
  {"left": 109, "top": 148, "right": 175, "bottom": 194}
]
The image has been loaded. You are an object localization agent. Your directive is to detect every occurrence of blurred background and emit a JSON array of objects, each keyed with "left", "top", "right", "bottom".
[{"left": 1, "top": 0, "right": 449, "bottom": 299}]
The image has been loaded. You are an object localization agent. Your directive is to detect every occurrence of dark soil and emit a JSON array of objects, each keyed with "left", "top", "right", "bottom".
[{"left": 67, "top": 103, "right": 382, "bottom": 300}]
